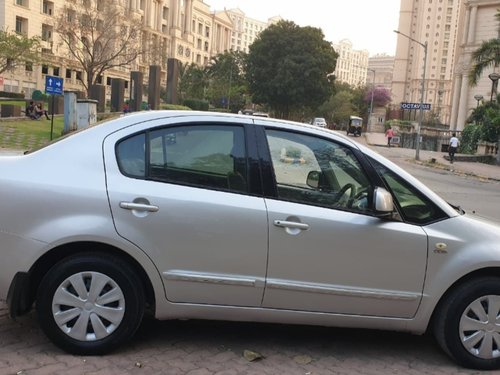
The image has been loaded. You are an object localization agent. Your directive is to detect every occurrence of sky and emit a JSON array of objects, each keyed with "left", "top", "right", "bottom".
[{"left": 206, "top": 0, "right": 402, "bottom": 56}]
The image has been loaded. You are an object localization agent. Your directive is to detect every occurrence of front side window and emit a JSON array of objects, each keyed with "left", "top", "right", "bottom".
[
  {"left": 116, "top": 125, "right": 248, "bottom": 193},
  {"left": 370, "top": 158, "right": 447, "bottom": 225},
  {"left": 265, "top": 129, "right": 372, "bottom": 212}
]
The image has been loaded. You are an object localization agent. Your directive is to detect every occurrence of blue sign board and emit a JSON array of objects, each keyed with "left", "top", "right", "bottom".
[
  {"left": 45, "top": 75, "right": 64, "bottom": 95},
  {"left": 400, "top": 102, "right": 431, "bottom": 110}
]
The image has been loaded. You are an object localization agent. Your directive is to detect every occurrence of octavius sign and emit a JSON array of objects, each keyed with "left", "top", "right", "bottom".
[{"left": 400, "top": 102, "right": 432, "bottom": 110}]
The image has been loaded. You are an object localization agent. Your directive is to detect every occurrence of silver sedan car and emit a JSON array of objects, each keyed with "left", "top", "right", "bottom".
[{"left": 1, "top": 111, "right": 500, "bottom": 370}]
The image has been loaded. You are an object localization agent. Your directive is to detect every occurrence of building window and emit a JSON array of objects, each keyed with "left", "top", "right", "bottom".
[
  {"left": 15, "top": 17, "right": 28, "bottom": 34},
  {"left": 107, "top": 77, "right": 112, "bottom": 85},
  {"left": 25, "top": 63, "right": 33, "bottom": 71},
  {"left": 42, "top": 0, "right": 54, "bottom": 15},
  {"left": 42, "top": 24, "right": 53, "bottom": 42},
  {"left": 42, "top": 65, "right": 49, "bottom": 74},
  {"left": 76, "top": 71, "right": 82, "bottom": 81},
  {"left": 66, "top": 69, "right": 72, "bottom": 79},
  {"left": 53, "top": 67, "right": 60, "bottom": 76}
]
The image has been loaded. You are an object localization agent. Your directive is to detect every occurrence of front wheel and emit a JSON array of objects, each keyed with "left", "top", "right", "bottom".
[
  {"left": 433, "top": 277, "right": 500, "bottom": 370},
  {"left": 36, "top": 253, "right": 145, "bottom": 355}
]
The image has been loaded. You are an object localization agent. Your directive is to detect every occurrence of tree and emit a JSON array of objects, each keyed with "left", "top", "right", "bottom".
[
  {"left": 56, "top": 0, "right": 143, "bottom": 96},
  {"left": 0, "top": 29, "right": 42, "bottom": 75},
  {"left": 364, "top": 87, "right": 392, "bottom": 107},
  {"left": 246, "top": 20, "right": 338, "bottom": 119},
  {"left": 178, "top": 63, "right": 208, "bottom": 102},
  {"left": 469, "top": 10, "right": 500, "bottom": 86},
  {"left": 205, "top": 51, "right": 248, "bottom": 112},
  {"left": 319, "top": 89, "right": 355, "bottom": 129}
]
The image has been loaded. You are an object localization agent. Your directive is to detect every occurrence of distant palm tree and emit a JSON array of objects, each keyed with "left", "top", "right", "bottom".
[{"left": 469, "top": 10, "right": 500, "bottom": 86}]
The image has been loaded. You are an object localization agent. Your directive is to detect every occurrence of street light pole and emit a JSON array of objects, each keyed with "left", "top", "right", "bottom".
[
  {"left": 488, "top": 72, "right": 500, "bottom": 102},
  {"left": 394, "top": 30, "right": 427, "bottom": 161},
  {"left": 368, "top": 68, "right": 375, "bottom": 133},
  {"left": 474, "top": 94, "right": 483, "bottom": 108}
]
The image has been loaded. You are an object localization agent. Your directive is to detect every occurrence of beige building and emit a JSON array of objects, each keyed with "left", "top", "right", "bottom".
[
  {"left": 392, "top": 0, "right": 463, "bottom": 126},
  {"left": 0, "top": 0, "right": 233, "bottom": 99},
  {"left": 332, "top": 39, "right": 369, "bottom": 86},
  {"left": 367, "top": 54, "right": 395, "bottom": 92},
  {"left": 450, "top": 0, "right": 500, "bottom": 130},
  {"left": 219, "top": 8, "right": 273, "bottom": 53}
]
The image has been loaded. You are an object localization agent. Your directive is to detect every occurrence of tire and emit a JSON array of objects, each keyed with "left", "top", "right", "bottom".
[
  {"left": 36, "top": 253, "right": 145, "bottom": 355},
  {"left": 433, "top": 277, "right": 500, "bottom": 370}
]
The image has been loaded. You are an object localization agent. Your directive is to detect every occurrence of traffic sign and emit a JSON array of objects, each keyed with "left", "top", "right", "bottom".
[
  {"left": 400, "top": 102, "right": 431, "bottom": 110},
  {"left": 45, "top": 75, "right": 64, "bottom": 95}
]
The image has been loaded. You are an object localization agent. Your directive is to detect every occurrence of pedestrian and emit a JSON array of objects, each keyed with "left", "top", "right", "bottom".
[
  {"left": 26, "top": 101, "right": 38, "bottom": 120},
  {"left": 385, "top": 126, "right": 395, "bottom": 147},
  {"left": 35, "top": 103, "right": 50, "bottom": 120},
  {"left": 448, "top": 132, "right": 459, "bottom": 164}
]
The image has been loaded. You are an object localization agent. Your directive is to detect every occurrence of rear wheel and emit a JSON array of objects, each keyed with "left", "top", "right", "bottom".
[
  {"left": 36, "top": 253, "right": 145, "bottom": 355},
  {"left": 434, "top": 277, "right": 500, "bottom": 370}
]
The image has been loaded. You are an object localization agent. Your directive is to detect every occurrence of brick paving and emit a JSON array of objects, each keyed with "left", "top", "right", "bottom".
[{"left": 0, "top": 302, "right": 483, "bottom": 375}]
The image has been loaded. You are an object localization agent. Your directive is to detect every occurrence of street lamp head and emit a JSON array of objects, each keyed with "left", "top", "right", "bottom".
[
  {"left": 488, "top": 73, "right": 500, "bottom": 101},
  {"left": 489, "top": 72, "right": 500, "bottom": 82},
  {"left": 474, "top": 94, "right": 483, "bottom": 101}
]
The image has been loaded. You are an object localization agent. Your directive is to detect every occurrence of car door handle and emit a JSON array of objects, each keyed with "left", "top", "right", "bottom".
[
  {"left": 119, "top": 201, "right": 159, "bottom": 212},
  {"left": 273, "top": 220, "right": 309, "bottom": 230}
]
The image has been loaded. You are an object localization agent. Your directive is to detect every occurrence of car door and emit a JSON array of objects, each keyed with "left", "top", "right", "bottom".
[
  {"left": 104, "top": 117, "right": 268, "bottom": 307},
  {"left": 258, "top": 127, "right": 429, "bottom": 318}
]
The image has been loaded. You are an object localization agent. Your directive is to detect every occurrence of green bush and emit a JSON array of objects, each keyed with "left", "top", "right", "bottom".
[
  {"left": 460, "top": 124, "right": 481, "bottom": 154},
  {"left": 480, "top": 107, "right": 500, "bottom": 143},
  {"left": 159, "top": 103, "right": 191, "bottom": 110},
  {"left": 0, "top": 91, "right": 25, "bottom": 99},
  {"left": 183, "top": 99, "right": 209, "bottom": 111}
]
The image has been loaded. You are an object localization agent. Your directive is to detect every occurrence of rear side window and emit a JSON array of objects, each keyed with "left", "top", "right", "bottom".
[
  {"left": 116, "top": 125, "right": 248, "bottom": 193},
  {"left": 116, "top": 133, "right": 146, "bottom": 178}
]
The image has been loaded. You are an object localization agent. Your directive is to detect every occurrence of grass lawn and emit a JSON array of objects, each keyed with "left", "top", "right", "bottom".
[
  {"left": 0, "top": 100, "right": 28, "bottom": 106},
  {"left": 0, "top": 116, "right": 64, "bottom": 150}
]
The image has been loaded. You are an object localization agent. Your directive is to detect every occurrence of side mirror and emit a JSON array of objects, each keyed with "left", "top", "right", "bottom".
[
  {"left": 306, "top": 171, "right": 320, "bottom": 189},
  {"left": 373, "top": 187, "right": 394, "bottom": 216}
]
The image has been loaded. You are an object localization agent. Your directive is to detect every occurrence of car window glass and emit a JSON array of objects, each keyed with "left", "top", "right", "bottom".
[
  {"left": 148, "top": 125, "right": 248, "bottom": 193},
  {"left": 369, "top": 157, "right": 447, "bottom": 225},
  {"left": 116, "top": 133, "right": 146, "bottom": 178},
  {"left": 265, "top": 129, "right": 372, "bottom": 212}
]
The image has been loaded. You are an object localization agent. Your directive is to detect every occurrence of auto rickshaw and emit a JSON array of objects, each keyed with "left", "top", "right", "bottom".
[{"left": 346, "top": 115, "right": 363, "bottom": 136}]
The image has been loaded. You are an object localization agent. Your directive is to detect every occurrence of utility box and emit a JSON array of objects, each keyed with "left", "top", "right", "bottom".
[{"left": 76, "top": 99, "right": 98, "bottom": 129}]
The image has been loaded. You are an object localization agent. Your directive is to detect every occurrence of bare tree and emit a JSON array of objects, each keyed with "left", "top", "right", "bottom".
[
  {"left": 0, "top": 29, "right": 42, "bottom": 75},
  {"left": 55, "top": 0, "right": 143, "bottom": 96}
]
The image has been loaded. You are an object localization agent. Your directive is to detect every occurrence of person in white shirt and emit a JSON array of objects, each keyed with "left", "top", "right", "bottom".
[{"left": 448, "top": 133, "right": 459, "bottom": 164}]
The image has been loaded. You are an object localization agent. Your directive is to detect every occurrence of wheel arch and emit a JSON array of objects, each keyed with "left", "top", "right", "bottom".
[
  {"left": 20, "top": 241, "right": 156, "bottom": 316},
  {"left": 428, "top": 267, "right": 500, "bottom": 332}
]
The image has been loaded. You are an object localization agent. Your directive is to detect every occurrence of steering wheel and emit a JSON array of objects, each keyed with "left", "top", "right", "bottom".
[
  {"left": 348, "top": 188, "right": 369, "bottom": 209},
  {"left": 335, "top": 183, "right": 356, "bottom": 206}
]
